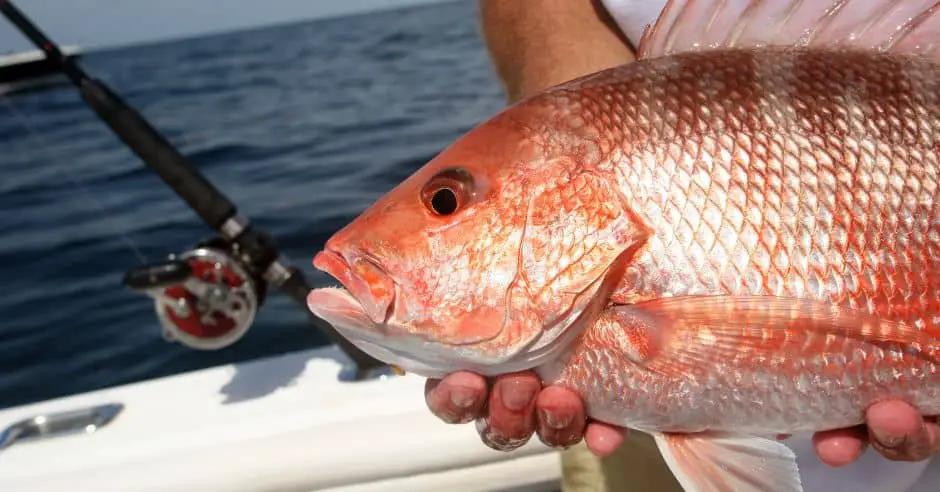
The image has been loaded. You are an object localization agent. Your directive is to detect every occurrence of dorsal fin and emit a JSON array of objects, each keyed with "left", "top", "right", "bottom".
[{"left": 637, "top": 0, "right": 940, "bottom": 61}]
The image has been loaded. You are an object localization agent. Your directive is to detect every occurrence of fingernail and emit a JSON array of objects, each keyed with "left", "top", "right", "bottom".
[
  {"left": 498, "top": 381, "right": 536, "bottom": 412},
  {"left": 475, "top": 417, "right": 490, "bottom": 435},
  {"left": 475, "top": 417, "right": 530, "bottom": 452},
  {"left": 449, "top": 386, "right": 476, "bottom": 410},
  {"left": 484, "top": 435, "right": 530, "bottom": 452},
  {"left": 927, "top": 425, "right": 940, "bottom": 453},
  {"left": 539, "top": 408, "right": 573, "bottom": 430},
  {"left": 872, "top": 428, "right": 905, "bottom": 449},
  {"left": 537, "top": 429, "right": 583, "bottom": 451},
  {"left": 542, "top": 437, "right": 575, "bottom": 451}
]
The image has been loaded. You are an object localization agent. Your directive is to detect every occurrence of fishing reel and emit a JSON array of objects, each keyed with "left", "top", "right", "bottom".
[{"left": 122, "top": 237, "right": 266, "bottom": 350}]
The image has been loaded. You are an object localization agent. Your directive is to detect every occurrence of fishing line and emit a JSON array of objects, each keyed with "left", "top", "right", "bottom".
[{"left": 0, "top": 93, "right": 150, "bottom": 264}]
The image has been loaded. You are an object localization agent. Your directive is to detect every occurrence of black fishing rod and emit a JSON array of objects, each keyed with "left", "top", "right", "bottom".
[{"left": 0, "top": 0, "right": 385, "bottom": 377}]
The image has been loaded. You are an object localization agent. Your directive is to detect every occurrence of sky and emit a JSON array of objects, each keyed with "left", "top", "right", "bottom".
[{"left": 0, "top": 0, "right": 456, "bottom": 52}]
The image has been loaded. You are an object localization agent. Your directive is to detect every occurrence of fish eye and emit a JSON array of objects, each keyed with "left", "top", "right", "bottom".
[{"left": 421, "top": 167, "right": 475, "bottom": 217}]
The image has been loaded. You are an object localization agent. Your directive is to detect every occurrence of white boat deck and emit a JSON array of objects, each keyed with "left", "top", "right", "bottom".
[{"left": 0, "top": 345, "right": 561, "bottom": 492}]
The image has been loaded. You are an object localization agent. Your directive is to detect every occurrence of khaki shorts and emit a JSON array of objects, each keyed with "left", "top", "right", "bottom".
[{"left": 559, "top": 431, "right": 683, "bottom": 492}]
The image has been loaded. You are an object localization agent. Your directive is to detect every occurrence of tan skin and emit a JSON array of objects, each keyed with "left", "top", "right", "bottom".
[{"left": 424, "top": 0, "right": 940, "bottom": 467}]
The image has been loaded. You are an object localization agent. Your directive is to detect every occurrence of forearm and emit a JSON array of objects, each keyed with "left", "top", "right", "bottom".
[{"left": 478, "top": 0, "right": 635, "bottom": 103}]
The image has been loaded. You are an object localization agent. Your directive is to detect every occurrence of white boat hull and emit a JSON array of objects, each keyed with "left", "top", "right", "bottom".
[{"left": 0, "top": 346, "right": 561, "bottom": 491}]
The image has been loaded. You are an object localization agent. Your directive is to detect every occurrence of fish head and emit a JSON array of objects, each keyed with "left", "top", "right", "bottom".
[{"left": 307, "top": 99, "right": 649, "bottom": 378}]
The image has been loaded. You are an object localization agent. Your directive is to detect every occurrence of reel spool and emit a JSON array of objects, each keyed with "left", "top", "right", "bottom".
[{"left": 123, "top": 242, "right": 265, "bottom": 350}]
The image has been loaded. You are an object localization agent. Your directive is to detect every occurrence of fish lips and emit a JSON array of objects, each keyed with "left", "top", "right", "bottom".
[
  {"left": 307, "top": 279, "right": 456, "bottom": 379},
  {"left": 311, "top": 248, "right": 396, "bottom": 326}
]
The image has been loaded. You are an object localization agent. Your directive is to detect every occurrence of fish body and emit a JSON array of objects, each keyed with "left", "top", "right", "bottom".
[
  {"left": 307, "top": 1, "right": 940, "bottom": 490},
  {"left": 532, "top": 46, "right": 940, "bottom": 436}
]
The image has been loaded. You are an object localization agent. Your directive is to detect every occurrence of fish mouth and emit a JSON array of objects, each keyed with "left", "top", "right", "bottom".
[{"left": 311, "top": 248, "right": 396, "bottom": 325}]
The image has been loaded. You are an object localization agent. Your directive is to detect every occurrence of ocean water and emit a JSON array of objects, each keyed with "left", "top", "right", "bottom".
[{"left": 0, "top": 0, "right": 505, "bottom": 409}]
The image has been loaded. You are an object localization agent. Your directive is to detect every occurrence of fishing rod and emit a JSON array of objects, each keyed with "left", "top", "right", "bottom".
[{"left": 0, "top": 0, "right": 386, "bottom": 378}]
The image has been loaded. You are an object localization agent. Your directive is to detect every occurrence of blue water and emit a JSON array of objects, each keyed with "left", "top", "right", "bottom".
[{"left": 0, "top": 0, "right": 505, "bottom": 409}]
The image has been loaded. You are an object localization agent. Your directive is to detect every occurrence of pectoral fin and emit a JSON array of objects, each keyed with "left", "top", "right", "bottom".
[{"left": 652, "top": 432, "right": 802, "bottom": 492}]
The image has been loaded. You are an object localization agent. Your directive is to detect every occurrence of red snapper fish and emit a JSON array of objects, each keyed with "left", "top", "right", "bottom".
[{"left": 307, "top": 0, "right": 940, "bottom": 490}]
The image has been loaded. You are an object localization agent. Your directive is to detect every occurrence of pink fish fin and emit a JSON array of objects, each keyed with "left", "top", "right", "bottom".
[
  {"left": 637, "top": 0, "right": 940, "bottom": 61},
  {"left": 652, "top": 431, "right": 802, "bottom": 492},
  {"left": 608, "top": 295, "right": 938, "bottom": 378}
]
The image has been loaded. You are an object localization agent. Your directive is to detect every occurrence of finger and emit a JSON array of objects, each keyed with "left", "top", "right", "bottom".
[
  {"left": 475, "top": 371, "right": 541, "bottom": 451},
  {"left": 812, "top": 426, "right": 868, "bottom": 467},
  {"left": 866, "top": 400, "right": 936, "bottom": 462},
  {"left": 535, "top": 385, "right": 587, "bottom": 449},
  {"left": 584, "top": 421, "right": 628, "bottom": 458},
  {"left": 424, "top": 371, "right": 488, "bottom": 424},
  {"left": 927, "top": 421, "right": 940, "bottom": 455}
]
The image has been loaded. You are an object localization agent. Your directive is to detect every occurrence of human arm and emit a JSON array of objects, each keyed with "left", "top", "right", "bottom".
[{"left": 477, "top": 0, "right": 634, "bottom": 103}]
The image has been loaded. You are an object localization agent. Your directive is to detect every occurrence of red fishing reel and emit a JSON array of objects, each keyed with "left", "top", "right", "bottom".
[{"left": 123, "top": 239, "right": 266, "bottom": 350}]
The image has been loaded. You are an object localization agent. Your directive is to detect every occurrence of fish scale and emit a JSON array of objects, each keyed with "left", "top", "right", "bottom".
[{"left": 545, "top": 49, "right": 940, "bottom": 312}]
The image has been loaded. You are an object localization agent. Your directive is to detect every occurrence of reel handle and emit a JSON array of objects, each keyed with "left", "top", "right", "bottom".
[{"left": 122, "top": 260, "right": 193, "bottom": 292}]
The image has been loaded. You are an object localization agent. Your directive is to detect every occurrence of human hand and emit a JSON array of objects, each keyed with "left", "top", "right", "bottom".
[
  {"left": 426, "top": 372, "right": 940, "bottom": 465},
  {"left": 423, "top": 370, "right": 626, "bottom": 456},
  {"left": 812, "top": 400, "right": 940, "bottom": 466}
]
